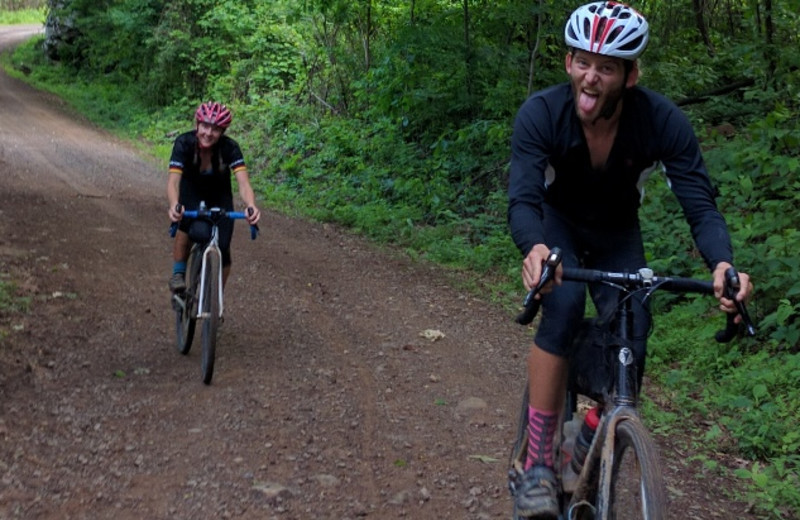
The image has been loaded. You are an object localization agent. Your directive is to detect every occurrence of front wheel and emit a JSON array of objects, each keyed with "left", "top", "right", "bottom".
[
  {"left": 200, "top": 252, "right": 221, "bottom": 385},
  {"left": 605, "top": 418, "right": 667, "bottom": 520}
]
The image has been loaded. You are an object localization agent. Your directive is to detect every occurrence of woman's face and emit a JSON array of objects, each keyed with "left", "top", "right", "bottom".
[{"left": 196, "top": 121, "right": 224, "bottom": 149}]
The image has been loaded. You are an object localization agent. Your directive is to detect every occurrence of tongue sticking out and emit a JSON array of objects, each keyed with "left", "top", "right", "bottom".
[{"left": 578, "top": 92, "right": 598, "bottom": 115}]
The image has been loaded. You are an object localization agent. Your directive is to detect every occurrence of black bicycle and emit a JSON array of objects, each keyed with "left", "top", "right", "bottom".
[
  {"left": 508, "top": 247, "right": 756, "bottom": 520},
  {"left": 169, "top": 202, "right": 258, "bottom": 384}
]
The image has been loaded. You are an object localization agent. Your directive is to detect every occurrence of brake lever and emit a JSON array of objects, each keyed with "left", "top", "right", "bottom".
[
  {"left": 168, "top": 204, "right": 183, "bottom": 237},
  {"left": 246, "top": 207, "right": 260, "bottom": 240},
  {"left": 715, "top": 267, "right": 756, "bottom": 342},
  {"left": 515, "top": 247, "right": 562, "bottom": 325}
]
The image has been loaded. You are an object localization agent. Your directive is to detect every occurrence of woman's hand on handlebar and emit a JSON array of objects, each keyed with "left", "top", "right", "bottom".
[
  {"left": 245, "top": 206, "right": 261, "bottom": 226},
  {"left": 713, "top": 261, "right": 753, "bottom": 322},
  {"left": 522, "top": 244, "right": 562, "bottom": 294},
  {"left": 168, "top": 203, "right": 184, "bottom": 223}
]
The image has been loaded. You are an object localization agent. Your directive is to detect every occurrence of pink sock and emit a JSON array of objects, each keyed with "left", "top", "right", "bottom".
[{"left": 525, "top": 405, "right": 558, "bottom": 470}]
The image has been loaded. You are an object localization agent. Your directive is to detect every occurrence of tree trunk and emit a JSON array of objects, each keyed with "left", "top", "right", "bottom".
[
  {"left": 463, "top": 0, "right": 474, "bottom": 105},
  {"left": 763, "top": 0, "right": 776, "bottom": 82},
  {"left": 527, "top": 0, "right": 543, "bottom": 96},
  {"left": 363, "top": 0, "right": 372, "bottom": 70},
  {"left": 692, "top": 0, "right": 715, "bottom": 56}
]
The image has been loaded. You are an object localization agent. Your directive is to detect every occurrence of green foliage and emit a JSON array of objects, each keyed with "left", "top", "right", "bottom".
[
  {"left": 702, "top": 108, "right": 800, "bottom": 350},
  {"left": 648, "top": 302, "right": 800, "bottom": 519},
  {"left": 735, "top": 460, "right": 800, "bottom": 519},
  {"left": 43, "top": 0, "right": 305, "bottom": 107}
]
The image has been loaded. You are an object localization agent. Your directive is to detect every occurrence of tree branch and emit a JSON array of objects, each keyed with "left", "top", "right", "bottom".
[{"left": 675, "top": 78, "right": 755, "bottom": 106}]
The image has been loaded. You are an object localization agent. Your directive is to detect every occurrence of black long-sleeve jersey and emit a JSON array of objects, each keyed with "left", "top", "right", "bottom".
[{"left": 508, "top": 83, "right": 733, "bottom": 270}]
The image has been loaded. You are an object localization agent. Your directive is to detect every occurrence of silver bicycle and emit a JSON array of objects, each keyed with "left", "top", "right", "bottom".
[{"left": 169, "top": 202, "right": 258, "bottom": 384}]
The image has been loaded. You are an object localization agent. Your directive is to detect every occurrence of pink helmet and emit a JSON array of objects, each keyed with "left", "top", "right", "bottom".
[
  {"left": 195, "top": 101, "right": 232, "bottom": 129},
  {"left": 565, "top": 2, "right": 649, "bottom": 60}
]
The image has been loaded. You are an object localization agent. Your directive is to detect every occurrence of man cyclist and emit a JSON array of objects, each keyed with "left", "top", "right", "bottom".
[
  {"left": 507, "top": 2, "right": 752, "bottom": 518},
  {"left": 167, "top": 101, "right": 261, "bottom": 292}
]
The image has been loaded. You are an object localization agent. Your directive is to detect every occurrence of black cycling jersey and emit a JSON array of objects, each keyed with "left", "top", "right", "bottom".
[
  {"left": 168, "top": 130, "right": 247, "bottom": 210},
  {"left": 169, "top": 130, "right": 247, "bottom": 266},
  {"left": 508, "top": 83, "right": 733, "bottom": 270}
]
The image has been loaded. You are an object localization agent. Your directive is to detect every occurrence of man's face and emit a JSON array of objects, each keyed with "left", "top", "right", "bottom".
[
  {"left": 565, "top": 50, "right": 636, "bottom": 124},
  {"left": 196, "top": 121, "right": 224, "bottom": 149}
]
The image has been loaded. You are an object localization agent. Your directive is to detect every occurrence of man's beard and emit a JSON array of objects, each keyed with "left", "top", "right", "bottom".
[{"left": 591, "top": 87, "right": 624, "bottom": 125}]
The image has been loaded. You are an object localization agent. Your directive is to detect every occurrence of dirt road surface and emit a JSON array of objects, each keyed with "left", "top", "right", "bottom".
[{"left": 0, "top": 26, "right": 758, "bottom": 519}]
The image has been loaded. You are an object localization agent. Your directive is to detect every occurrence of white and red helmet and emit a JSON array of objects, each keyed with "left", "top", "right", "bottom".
[
  {"left": 565, "top": 2, "right": 649, "bottom": 60},
  {"left": 195, "top": 101, "right": 232, "bottom": 129}
]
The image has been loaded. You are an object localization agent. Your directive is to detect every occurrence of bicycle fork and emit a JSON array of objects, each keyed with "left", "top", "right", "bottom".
[{"left": 196, "top": 231, "right": 224, "bottom": 320}]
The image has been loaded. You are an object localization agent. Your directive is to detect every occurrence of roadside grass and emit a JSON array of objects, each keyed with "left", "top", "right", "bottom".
[
  {"left": 3, "top": 35, "right": 798, "bottom": 519},
  {"left": 0, "top": 8, "right": 45, "bottom": 25},
  {"left": 0, "top": 277, "right": 29, "bottom": 314},
  {"left": 0, "top": 275, "right": 30, "bottom": 340}
]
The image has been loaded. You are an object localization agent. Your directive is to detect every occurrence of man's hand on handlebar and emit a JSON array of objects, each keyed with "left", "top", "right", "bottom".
[
  {"left": 712, "top": 261, "right": 753, "bottom": 323},
  {"left": 522, "top": 244, "right": 562, "bottom": 295}
]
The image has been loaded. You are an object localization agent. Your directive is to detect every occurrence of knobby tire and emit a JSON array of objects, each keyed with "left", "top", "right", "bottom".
[
  {"left": 175, "top": 247, "right": 201, "bottom": 355},
  {"left": 200, "top": 252, "right": 220, "bottom": 385},
  {"left": 605, "top": 418, "right": 667, "bottom": 520}
]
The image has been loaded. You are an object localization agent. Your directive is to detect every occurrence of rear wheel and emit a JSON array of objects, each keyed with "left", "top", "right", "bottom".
[
  {"left": 175, "top": 248, "right": 201, "bottom": 355},
  {"left": 200, "top": 252, "right": 220, "bottom": 385},
  {"left": 605, "top": 418, "right": 667, "bottom": 520},
  {"left": 175, "top": 301, "right": 196, "bottom": 355}
]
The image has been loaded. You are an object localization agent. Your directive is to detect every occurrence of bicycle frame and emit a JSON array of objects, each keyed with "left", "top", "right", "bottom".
[
  {"left": 168, "top": 204, "right": 259, "bottom": 322},
  {"left": 567, "top": 289, "right": 644, "bottom": 519}
]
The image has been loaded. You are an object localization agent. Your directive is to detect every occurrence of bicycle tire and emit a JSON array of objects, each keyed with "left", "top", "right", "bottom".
[
  {"left": 175, "top": 247, "right": 202, "bottom": 355},
  {"left": 604, "top": 418, "right": 667, "bottom": 520},
  {"left": 200, "top": 251, "right": 220, "bottom": 385},
  {"left": 510, "top": 384, "right": 530, "bottom": 468}
]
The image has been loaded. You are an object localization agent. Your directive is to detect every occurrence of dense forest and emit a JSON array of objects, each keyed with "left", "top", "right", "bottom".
[{"left": 2, "top": 0, "right": 799, "bottom": 516}]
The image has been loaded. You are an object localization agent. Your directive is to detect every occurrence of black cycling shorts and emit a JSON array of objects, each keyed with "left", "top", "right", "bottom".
[
  {"left": 533, "top": 204, "right": 651, "bottom": 364},
  {"left": 178, "top": 217, "right": 234, "bottom": 267}
]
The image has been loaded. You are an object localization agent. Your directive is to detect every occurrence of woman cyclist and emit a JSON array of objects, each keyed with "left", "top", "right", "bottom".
[{"left": 166, "top": 101, "right": 261, "bottom": 292}]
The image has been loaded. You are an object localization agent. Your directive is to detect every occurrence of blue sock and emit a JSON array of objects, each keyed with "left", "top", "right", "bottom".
[{"left": 173, "top": 261, "right": 187, "bottom": 275}]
